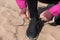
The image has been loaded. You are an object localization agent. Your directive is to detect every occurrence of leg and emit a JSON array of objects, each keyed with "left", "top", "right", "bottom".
[
  {"left": 38, "top": 0, "right": 59, "bottom": 4},
  {"left": 26, "top": 0, "right": 38, "bottom": 18},
  {"left": 26, "top": 0, "right": 39, "bottom": 38}
]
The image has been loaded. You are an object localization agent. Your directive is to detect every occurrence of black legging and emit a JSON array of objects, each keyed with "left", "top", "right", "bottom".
[{"left": 26, "top": 0, "right": 59, "bottom": 18}]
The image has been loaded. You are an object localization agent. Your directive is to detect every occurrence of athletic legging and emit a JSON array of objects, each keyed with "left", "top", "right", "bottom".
[{"left": 26, "top": 0, "right": 59, "bottom": 18}]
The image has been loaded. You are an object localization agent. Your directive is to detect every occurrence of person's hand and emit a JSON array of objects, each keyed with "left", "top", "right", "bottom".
[
  {"left": 40, "top": 10, "right": 53, "bottom": 21},
  {"left": 20, "top": 8, "right": 30, "bottom": 19},
  {"left": 40, "top": 10, "right": 48, "bottom": 21}
]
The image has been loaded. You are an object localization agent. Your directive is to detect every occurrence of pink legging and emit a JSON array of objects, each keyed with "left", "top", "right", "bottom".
[
  {"left": 16, "top": 0, "right": 27, "bottom": 9},
  {"left": 49, "top": 2, "right": 60, "bottom": 16}
]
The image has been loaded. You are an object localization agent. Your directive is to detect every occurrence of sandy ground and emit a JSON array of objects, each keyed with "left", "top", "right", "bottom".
[{"left": 0, "top": 0, "right": 60, "bottom": 40}]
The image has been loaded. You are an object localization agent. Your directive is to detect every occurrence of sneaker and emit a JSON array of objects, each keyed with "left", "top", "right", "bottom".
[{"left": 49, "top": 22, "right": 57, "bottom": 26}]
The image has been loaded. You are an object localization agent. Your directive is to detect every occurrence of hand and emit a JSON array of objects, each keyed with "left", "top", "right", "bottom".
[{"left": 40, "top": 10, "right": 49, "bottom": 21}]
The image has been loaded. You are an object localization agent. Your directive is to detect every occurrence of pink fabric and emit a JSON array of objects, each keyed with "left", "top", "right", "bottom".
[
  {"left": 16, "top": 0, "right": 27, "bottom": 9},
  {"left": 49, "top": 2, "right": 60, "bottom": 16}
]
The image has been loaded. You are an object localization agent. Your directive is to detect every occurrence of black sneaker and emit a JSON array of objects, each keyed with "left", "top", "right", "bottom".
[
  {"left": 26, "top": 18, "right": 39, "bottom": 38},
  {"left": 49, "top": 22, "right": 57, "bottom": 26}
]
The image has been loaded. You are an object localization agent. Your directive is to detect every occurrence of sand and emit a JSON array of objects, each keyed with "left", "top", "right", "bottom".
[{"left": 0, "top": 0, "right": 60, "bottom": 40}]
